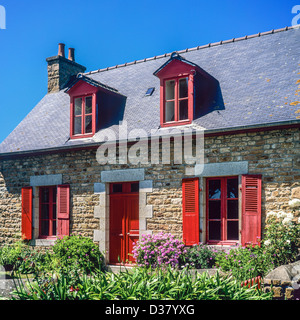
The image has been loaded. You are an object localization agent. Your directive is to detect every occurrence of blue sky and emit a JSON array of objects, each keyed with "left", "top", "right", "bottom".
[{"left": 0, "top": 0, "right": 298, "bottom": 144}]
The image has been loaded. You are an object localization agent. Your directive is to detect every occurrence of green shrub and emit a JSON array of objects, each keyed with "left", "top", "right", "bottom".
[
  {"left": 215, "top": 244, "right": 273, "bottom": 281},
  {"left": 0, "top": 241, "right": 50, "bottom": 274},
  {"left": 0, "top": 241, "right": 25, "bottom": 270},
  {"left": 17, "top": 247, "right": 51, "bottom": 274},
  {"left": 184, "top": 243, "right": 218, "bottom": 269},
  {"left": 51, "top": 234, "right": 105, "bottom": 273}
]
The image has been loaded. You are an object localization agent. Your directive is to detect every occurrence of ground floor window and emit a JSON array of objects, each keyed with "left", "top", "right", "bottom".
[
  {"left": 206, "top": 176, "right": 239, "bottom": 244},
  {"left": 39, "top": 186, "right": 57, "bottom": 238}
]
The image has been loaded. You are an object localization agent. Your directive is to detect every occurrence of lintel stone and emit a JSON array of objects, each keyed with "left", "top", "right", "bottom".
[
  {"left": 195, "top": 161, "right": 248, "bottom": 177},
  {"left": 101, "top": 168, "right": 145, "bottom": 183},
  {"left": 30, "top": 174, "right": 62, "bottom": 187}
]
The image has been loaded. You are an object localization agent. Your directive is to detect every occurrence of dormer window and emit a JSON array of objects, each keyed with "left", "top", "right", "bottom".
[
  {"left": 153, "top": 52, "right": 201, "bottom": 128},
  {"left": 73, "top": 95, "right": 94, "bottom": 136},
  {"left": 71, "top": 93, "right": 96, "bottom": 138},
  {"left": 65, "top": 74, "right": 123, "bottom": 140},
  {"left": 164, "top": 77, "right": 189, "bottom": 123}
]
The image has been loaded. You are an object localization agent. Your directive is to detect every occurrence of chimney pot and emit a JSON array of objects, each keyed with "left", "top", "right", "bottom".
[
  {"left": 58, "top": 43, "right": 65, "bottom": 57},
  {"left": 68, "top": 48, "right": 75, "bottom": 61}
]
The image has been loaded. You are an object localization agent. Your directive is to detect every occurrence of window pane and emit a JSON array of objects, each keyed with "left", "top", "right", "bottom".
[
  {"left": 74, "top": 98, "right": 82, "bottom": 115},
  {"left": 41, "top": 204, "right": 49, "bottom": 219},
  {"left": 165, "top": 101, "right": 175, "bottom": 122},
  {"left": 179, "top": 78, "right": 188, "bottom": 98},
  {"left": 227, "top": 200, "right": 238, "bottom": 219},
  {"left": 74, "top": 117, "right": 82, "bottom": 135},
  {"left": 52, "top": 188, "right": 57, "bottom": 203},
  {"left": 179, "top": 99, "right": 188, "bottom": 120},
  {"left": 41, "top": 220, "right": 49, "bottom": 236},
  {"left": 209, "top": 200, "right": 221, "bottom": 219},
  {"left": 85, "top": 96, "right": 93, "bottom": 114},
  {"left": 227, "top": 221, "right": 239, "bottom": 240},
  {"left": 209, "top": 221, "right": 221, "bottom": 240},
  {"left": 112, "top": 184, "right": 122, "bottom": 193},
  {"left": 165, "top": 80, "right": 175, "bottom": 100},
  {"left": 85, "top": 115, "right": 92, "bottom": 133},
  {"left": 131, "top": 183, "right": 139, "bottom": 192},
  {"left": 209, "top": 180, "right": 221, "bottom": 199},
  {"left": 41, "top": 188, "right": 49, "bottom": 203},
  {"left": 227, "top": 178, "right": 238, "bottom": 198}
]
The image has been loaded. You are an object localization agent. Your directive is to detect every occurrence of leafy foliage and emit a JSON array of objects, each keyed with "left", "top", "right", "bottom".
[
  {"left": 51, "top": 235, "right": 105, "bottom": 273},
  {"left": 215, "top": 244, "right": 273, "bottom": 281},
  {"left": 184, "top": 243, "right": 218, "bottom": 269},
  {"left": 263, "top": 209, "right": 300, "bottom": 267},
  {"left": 12, "top": 267, "right": 272, "bottom": 300}
]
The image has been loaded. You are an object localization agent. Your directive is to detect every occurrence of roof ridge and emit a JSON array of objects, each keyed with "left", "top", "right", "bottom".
[{"left": 84, "top": 25, "right": 299, "bottom": 76}]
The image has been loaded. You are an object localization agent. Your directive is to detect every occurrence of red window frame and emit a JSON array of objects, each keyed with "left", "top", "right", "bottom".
[
  {"left": 206, "top": 176, "right": 239, "bottom": 245},
  {"left": 160, "top": 75, "right": 193, "bottom": 127},
  {"left": 70, "top": 93, "right": 96, "bottom": 139},
  {"left": 163, "top": 76, "right": 190, "bottom": 124},
  {"left": 39, "top": 186, "right": 57, "bottom": 239}
]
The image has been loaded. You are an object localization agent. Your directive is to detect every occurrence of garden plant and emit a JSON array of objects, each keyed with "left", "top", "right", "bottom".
[{"left": 1, "top": 198, "right": 299, "bottom": 300}]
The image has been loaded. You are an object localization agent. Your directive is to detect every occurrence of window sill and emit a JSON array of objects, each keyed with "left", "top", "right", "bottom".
[
  {"left": 161, "top": 120, "right": 192, "bottom": 128},
  {"left": 30, "top": 238, "right": 57, "bottom": 247},
  {"left": 206, "top": 241, "right": 239, "bottom": 247},
  {"left": 70, "top": 133, "right": 94, "bottom": 140}
]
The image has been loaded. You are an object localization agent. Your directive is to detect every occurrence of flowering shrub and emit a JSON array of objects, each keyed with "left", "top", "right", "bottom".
[
  {"left": 263, "top": 200, "right": 300, "bottom": 267},
  {"left": 132, "top": 232, "right": 187, "bottom": 268}
]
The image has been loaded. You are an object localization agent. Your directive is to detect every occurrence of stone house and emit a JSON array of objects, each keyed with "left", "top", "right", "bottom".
[{"left": 0, "top": 26, "right": 299, "bottom": 264}]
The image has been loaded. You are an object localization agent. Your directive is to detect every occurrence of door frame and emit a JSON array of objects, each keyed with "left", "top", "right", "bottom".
[
  {"left": 93, "top": 169, "right": 154, "bottom": 265},
  {"left": 109, "top": 182, "right": 139, "bottom": 264}
]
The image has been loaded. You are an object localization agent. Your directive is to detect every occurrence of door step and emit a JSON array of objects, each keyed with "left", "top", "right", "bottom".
[{"left": 106, "top": 265, "right": 134, "bottom": 273}]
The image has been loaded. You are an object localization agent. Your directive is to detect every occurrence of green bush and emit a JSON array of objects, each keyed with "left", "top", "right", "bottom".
[
  {"left": 0, "top": 241, "right": 25, "bottom": 270},
  {"left": 215, "top": 244, "right": 273, "bottom": 281},
  {"left": 184, "top": 243, "right": 218, "bottom": 269},
  {"left": 51, "top": 235, "right": 105, "bottom": 273},
  {"left": 17, "top": 247, "right": 51, "bottom": 274},
  {"left": 12, "top": 267, "right": 272, "bottom": 300}
]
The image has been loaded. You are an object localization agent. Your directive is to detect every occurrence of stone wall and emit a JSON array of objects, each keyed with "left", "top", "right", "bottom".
[
  {"left": 263, "top": 260, "right": 300, "bottom": 300},
  {"left": 263, "top": 278, "right": 300, "bottom": 300},
  {"left": 0, "top": 127, "right": 299, "bottom": 248}
]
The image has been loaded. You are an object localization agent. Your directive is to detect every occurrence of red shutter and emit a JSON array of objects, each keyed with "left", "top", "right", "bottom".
[
  {"left": 182, "top": 178, "right": 199, "bottom": 246},
  {"left": 241, "top": 175, "right": 262, "bottom": 246},
  {"left": 21, "top": 187, "right": 33, "bottom": 240},
  {"left": 57, "top": 185, "right": 70, "bottom": 239}
]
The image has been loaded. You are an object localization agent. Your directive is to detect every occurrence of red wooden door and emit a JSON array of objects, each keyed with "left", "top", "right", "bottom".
[{"left": 109, "top": 182, "right": 139, "bottom": 264}]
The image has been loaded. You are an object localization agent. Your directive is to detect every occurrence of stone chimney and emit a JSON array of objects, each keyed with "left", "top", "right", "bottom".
[{"left": 46, "top": 43, "right": 86, "bottom": 93}]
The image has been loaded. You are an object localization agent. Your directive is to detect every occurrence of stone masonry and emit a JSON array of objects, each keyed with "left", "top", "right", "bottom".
[
  {"left": 46, "top": 55, "right": 86, "bottom": 93},
  {"left": 0, "top": 127, "right": 299, "bottom": 252}
]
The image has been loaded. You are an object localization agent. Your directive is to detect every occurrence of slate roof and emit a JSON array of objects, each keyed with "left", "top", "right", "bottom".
[{"left": 1, "top": 26, "right": 300, "bottom": 155}]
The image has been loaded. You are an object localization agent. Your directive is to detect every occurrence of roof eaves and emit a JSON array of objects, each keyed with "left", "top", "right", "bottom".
[{"left": 1, "top": 120, "right": 299, "bottom": 159}]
